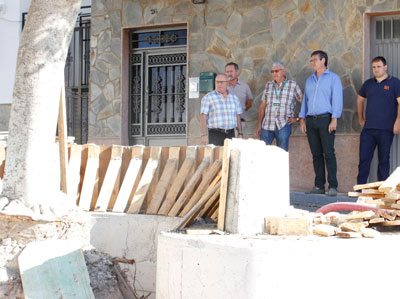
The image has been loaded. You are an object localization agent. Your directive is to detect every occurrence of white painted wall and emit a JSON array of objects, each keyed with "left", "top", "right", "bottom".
[{"left": 0, "top": 0, "right": 90, "bottom": 104}]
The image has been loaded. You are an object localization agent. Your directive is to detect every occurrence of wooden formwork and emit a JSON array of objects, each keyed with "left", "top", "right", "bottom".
[{"left": 0, "top": 140, "right": 232, "bottom": 230}]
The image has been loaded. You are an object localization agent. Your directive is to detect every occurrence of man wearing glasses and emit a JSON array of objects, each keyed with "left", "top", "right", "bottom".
[
  {"left": 257, "top": 61, "right": 303, "bottom": 151},
  {"left": 200, "top": 74, "right": 243, "bottom": 146},
  {"left": 299, "top": 50, "right": 343, "bottom": 197}
]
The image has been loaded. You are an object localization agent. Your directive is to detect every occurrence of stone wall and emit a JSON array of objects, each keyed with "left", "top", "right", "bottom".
[{"left": 89, "top": 0, "right": 400, "bottom": 143}]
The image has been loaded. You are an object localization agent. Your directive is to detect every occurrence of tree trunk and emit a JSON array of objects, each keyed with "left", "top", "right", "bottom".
[{"left": 2, "top": 0, "right": 83, "bottom": 210}]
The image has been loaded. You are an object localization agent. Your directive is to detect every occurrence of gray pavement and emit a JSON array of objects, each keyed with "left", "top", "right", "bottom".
[{"left": 290, "top": 191, "right": 357, "bottom": 212}]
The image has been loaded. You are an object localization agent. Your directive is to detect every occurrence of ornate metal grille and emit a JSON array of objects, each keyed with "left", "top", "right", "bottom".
[
  {"left": 64, "top": 8, "right": 90, "bottom": 144},
  {"left": 129, "top": 28, "right": 187, "bottom": 143}
]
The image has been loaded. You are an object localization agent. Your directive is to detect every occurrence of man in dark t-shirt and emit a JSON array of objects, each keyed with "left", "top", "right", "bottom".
[{"left": 357, "top": 56, "right": 400, "bottom": 184}]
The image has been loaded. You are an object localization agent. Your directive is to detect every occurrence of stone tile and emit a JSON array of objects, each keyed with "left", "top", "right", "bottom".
[
  {"left": 190, "top": 15, "right": 204, "bottom": 34},
  {"left": 103, "top": 82, "right": 115, "bottom": 102},
  {"left": 343, "top": 85, "right": 356, "bottom": 110},
  {"left": 91, "top": 83, "right": 102, "bottom": 101},
  {"left": 91, "top": 69, "right": 108, "bottom": 87},
  {"left": 90, "top": 94, "right": 107, "bottom": 115},
  {"left": 107, "top": 115, "right": 121, "bottom": 136},
  {"left": 110, "top": 11, "right": 121, "bottom": 37},
  {"left": 122, "top": 2, "right": 143, "bottom": 27},
  {"left": 240, "top": 6, "right": 272, "bottom": 38},
  {"left": 270, "top": 0, "right": 297, "bottom": 16},
  {"left": 286, "top": 18, "right": 308, "bottom": 42},
  {"left": 272, "top": 16, "right": 287, "bottom": 42},
  {"left": 226, "top": 11, "right": 242, "bottom": 34},
  {"left": 92, "top": 0, "right": 106, "bottom": 17},
  {"left": 111, "top": 38, "right": 121, "bottom": 59},
  {"left": 98, "top": 52, "right": 120, "bottom": 65},
  {"left": 95, "top": 59, "right": 109, "bottom": 74},
  {"left": 109, "top": 66, "right": 120, "bottom": 81},
  {"left": 97, "top": 103, "right": 114, "bottom": 120},
  {"left": 205, "top": 9, "right": 229, "bottom": 27},
  {"left": 91, "top": 16, "right": 111, "bottom": 36}
]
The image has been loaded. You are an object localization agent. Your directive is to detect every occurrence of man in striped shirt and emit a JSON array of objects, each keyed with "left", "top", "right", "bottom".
[
  {"left": 200, "top": 74, "right": 243, "bottom": 146},
  {"left": 257, "top": 62, "right": 303, "bottom": 151}
]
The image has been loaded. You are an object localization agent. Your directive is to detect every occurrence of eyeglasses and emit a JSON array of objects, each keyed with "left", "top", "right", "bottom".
[
  {"left": 309, "top": 58, "right": 320, "bottom": 63},
  {"left": 270, "top": 69, "right": 281, "bottom": 73},
  {"left": 215, "top": 80, "right": 228, "bottom": 84}
]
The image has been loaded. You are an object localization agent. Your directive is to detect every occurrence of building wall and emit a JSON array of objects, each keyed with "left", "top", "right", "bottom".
[{"left": 89, "top": 0, "right": 400, "bottom": 191}]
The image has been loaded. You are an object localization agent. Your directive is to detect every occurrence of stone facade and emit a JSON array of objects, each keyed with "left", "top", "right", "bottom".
[{"left": 89, "top": 0, "right": 400, "bottom": 191}]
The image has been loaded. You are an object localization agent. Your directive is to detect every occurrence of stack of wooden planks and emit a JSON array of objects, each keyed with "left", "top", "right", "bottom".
[{"left": 348, "top": 167, "right": 400, "bottom": 213}]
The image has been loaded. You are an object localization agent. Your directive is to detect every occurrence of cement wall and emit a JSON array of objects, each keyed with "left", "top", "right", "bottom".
[
  {"left": 157, "top": 232, "right": 400, "bottom": 299},
  {"left": 89, "top": 212, "right": 181, "bottom": 299}
]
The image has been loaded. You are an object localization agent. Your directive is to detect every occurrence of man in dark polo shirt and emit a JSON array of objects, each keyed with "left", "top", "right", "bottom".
[{"left": 357, "top": 56, "right": 400, "bottom": 184}]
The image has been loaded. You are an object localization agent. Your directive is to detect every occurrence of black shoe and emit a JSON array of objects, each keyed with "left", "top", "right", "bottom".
[{"left": 305, "top": 186, "right": 325, "bottom": 194}]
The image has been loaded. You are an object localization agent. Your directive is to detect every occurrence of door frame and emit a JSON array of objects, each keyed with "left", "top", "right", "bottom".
[{"left": 121, "top": 23, "right": 188, "bottom": 146}]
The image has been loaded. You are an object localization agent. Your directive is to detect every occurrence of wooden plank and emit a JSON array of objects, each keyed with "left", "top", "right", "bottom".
[
  {"left": 344, "top": 210, "right": 376, "bottom": 221},
  {"left": 217, "top": 139, "right": 231, "bottom": 231},
  {"left": 336, "top": 231, "right": 362, "bottom": 238},
  {"left": 313, "top": 224, "right": 337, "bottom": 236},
  {"left": 168, "top": 157, "right": 211, "bottom": 217},
  {"left": 67, "top": 144, "right": 82, "bottom": 203},
  {"left": 173, "top": 181, "right": 221, "bottom": 231},
  {"left": 112, "top": 146, "right": 144, "bottom": 213},
  {"left": 127, "top": 147, "right": 162, "bottom": 214},
  {"left": 146, "top": 147, "right": 180, "bottom": 214},
  {"left": 385, "top": 191, "right": 400, "bottom": 200},
  {"left": 210, "top": 205, "right": 219, "bottom": 221},
  {"left": 353, "top": 181, "right": 383, "bottom": 191},
  {"left": 58, "top": 87, "right": 68, "bottom": 194},
  {"left": 144, "top": 147, "right": 169, "bottom": 212},
  {"left": 207, "top": 201, "right": 219, "bottom": 218},
  {"left": 179, "top": 160, "right": 222, "bottom": 217},
  {"left": 361, "top": 189, "right": 385, "bottom": 195},
  {"left": 362, "top": 228, "right": 380, "bottom": 238},
  {"left": 381, "top": 220, "right": 400, "bottom": 226},
  {"left": 379, "top": 167, "right": 400, "bottom": 192},
  {"left": 369, "top": 217, "right": 385, "bottom": 224},
  {"left": 79, "top": 144, "right": 99, "bottom": 211},
  {"left": 198, "top": 172, "right": 222, "bottom": 217},
  {"left": 98, "top": 146, "right": 112, "bottom": 192},
  {"left": 18, "top": 240, "right": 94, "bottom": 299},
  {"left": 94, "top": 146, "right": 123, "bottom": 212},
  {"left": 348, "top": 191, "right": 384, "bottom": 199}
]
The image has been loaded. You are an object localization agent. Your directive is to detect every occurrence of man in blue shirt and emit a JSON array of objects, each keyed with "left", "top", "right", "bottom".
[
  {"left": 357, "top": 56, "right": 400, "bottom": 184},
  {"left": 299, "top": 50, "right": 343, "bottom": 196}
]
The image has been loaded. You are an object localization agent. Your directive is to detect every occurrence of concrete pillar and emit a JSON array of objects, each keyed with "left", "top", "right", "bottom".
[{"left": 225, "top": 139, "right": 289, "bottom": 235}]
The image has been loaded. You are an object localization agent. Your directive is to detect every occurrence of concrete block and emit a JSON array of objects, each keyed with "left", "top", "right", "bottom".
[
  {"left": 225, "top": 139, "right": 290, "bottom": 235},
  {"left": 89, "top": 213, "right": 181, "bottom": 296},
  {"left": 157, "top": 232, "right": 400, "bottom": 299}
]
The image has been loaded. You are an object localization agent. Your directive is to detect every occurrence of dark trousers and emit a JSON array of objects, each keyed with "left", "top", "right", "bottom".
[
  {"left": 306, "top": 116, "right": 338, "bottom": 189},
  {"left": 208, "top": 129, "right": 235, "bottom": 146},
  {"left": 357, "top": 128, "right": 394, "bottom": 184}
]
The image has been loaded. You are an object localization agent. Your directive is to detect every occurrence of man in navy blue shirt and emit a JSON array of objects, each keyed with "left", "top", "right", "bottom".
[
  {"left": 299, "top": 50, "right": 343, "bottom": 196},
  {"left": 357, "top": 56, "right": 400, "bottom": 184}
]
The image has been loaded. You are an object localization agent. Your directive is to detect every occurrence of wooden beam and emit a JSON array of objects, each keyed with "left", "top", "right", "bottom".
[
  {"left": 67, "top": 144, "right": 82, "bottom": 203},
  {"left": 353, "top": 181, "right": 383, "bottom": 191},
  {"left": 94, "top": 146, "right": 123, "bottom": 212},
  {"left": 173, "top": 181, "right": 221, "bottom": 231},
  {"left": 179, "top": 160, "right": 222, "bottom": 217},
  {"left": 146, "top": 147, "right": 180, "bottom": 214},
  {"left": 217, "top": 139, "right": 231, "bottom": 231},
  {"left": 379, "top": 167, "right": 400, "bottom": 192},
  {"left": 58, "top": 87, "right": 68, "bottom": 194},
  {"left": 79, "top": 144, "right": 99, "bottom": 211},
  {"left": 112, "top": 146, "right": 144, "bottom": 213},
  {"left": 198, "top": 171, "right": 222, "bottom": 217},
  {"left": 168, "top": 157, "right": 210, "bottom": 217},
  {"left": 127, "top": 147, "right": 162, "bottom": 214}
]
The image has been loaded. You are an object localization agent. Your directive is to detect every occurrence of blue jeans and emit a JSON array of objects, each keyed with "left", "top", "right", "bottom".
[
  {"left": 260, "top": 124, "right": 292, "bottom": 151},
  {"left": 357, "top": 128, "right": 394, "bottom": 184}
]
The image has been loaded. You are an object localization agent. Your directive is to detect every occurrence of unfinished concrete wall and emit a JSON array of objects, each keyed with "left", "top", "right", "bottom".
[
  {"left": 225, "top": 139, "right": 290, "bottom": 235},
  {"left": 157, "top": 232, "right": 400, "bottom": 299},
  {"left": 89, "top": 213, "right": 181, "bottom": 299}
]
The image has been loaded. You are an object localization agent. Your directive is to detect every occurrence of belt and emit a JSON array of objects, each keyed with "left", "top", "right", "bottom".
[
  {"left": 209, "top": 128, "right": 235, "bottom": 134},
  {"left": 306, "top": 113, "right": 331, "bottom": 119}
]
